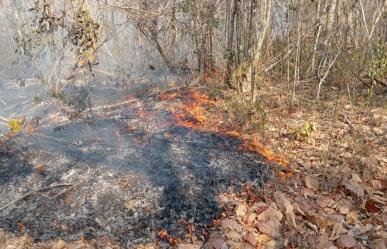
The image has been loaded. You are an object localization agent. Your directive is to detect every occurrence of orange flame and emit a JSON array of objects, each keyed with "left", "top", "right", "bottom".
[
  {"left": 240, "top": 137, "right": 288, "bottom": 166},
  {"left": 159, "top": 92, "right": 179, "bottom": 101},
  {"left": 162, "top": 89, "right": 289, "bottom": 168},
  {"left": 158, "top": 230, "right": 179, "bottom": 245}
]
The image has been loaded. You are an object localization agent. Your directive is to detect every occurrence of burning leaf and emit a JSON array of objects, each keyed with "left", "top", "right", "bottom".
[
  {"left": 240, "top": 137, "right": 288, "bottom": 166},
  {"left": 158, "top": 230, "right": 179, "bottom": 246},
  {"left": 17, "top": 222, "right": 25, "bottom": 234}
]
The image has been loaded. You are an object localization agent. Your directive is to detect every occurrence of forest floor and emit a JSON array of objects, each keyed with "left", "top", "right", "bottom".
[
  {"left": 191, "top": 77, "right": 387, "bottom": 249},
  {"left": 0, "top": 76, "right": 386, "bottom": 249}
]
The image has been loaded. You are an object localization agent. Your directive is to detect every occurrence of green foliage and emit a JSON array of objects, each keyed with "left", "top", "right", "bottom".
[
  {"left": 208, "top": 86, "right": 222, "bottom": 99},
  {"left": 70, "top": 9, "right": 100, "bottom": 67},
  {"left": 34, "top": 96, "right": 42, "bottom": 104},
  {"left": 51, "top": 89, "right": 65, "bottom": 101},
  {"left": 293, "top": 121, "right": 316, "bottom": 144},
  {"left": 17, "top": 0, "right": 100, "bottom": 68},
  {"left": 8, "top": 117, "right": 25, "bottom": 133},
  {"left": 223, "top": 95, "right": 268, "bottom": 131},
  {"left": 369, "top": 43, "right": 387, "bottom": 80}
]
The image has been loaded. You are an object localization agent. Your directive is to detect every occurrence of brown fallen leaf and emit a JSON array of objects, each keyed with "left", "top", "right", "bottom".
[
  {"left": 338, "top": 199, "right": 353, "bottom": 215},
  {"left": 204, "top": 234, "right": 227, "bottom": 249},
  {"left": 253, "top": 203, "right": 268, "bottom": 215},
  {"left": 374, "top": 239, "right": 386, "bottom": 249},
  {"left": 304, "top": 175, "right": 319, "bottom": 191},
  {"left": 221, "top": 219, "right": 244, "bottom": 233},
  {"left": 336, "top": 234, "right": 357, "bottom": 248},
  {"left": 243, "top": 231, "right": 258, "bottom": 247},
  {"left": 257, "top": 205, "right": 283, "bottom": 222},
  {"left": 178, "top": 243, "right": 202, "bottom": 249},
  {"left": 35, "top": 164, "right": 46, "bottom": 174},
  {"left": 316, "top": 195, "right": 335, "bottom": 208},
  {"left": 235, "top": 202, "right": 248, "bottom": 217},
  {"left": 371, "top": 179, "right": 387, "bottom": 191},
  {"left": 343, "top": 180, "right": 365, "bottom": 198},
  {"left": 369, "top": 191, "right": 387, "bottom": 205},
  {"left": 225, "top": 230, "right": 243, "bottom": 242},
  {"left": 258, "top": 218, "right": 282, "bottom": 238},
  {"left": 346, "top": 211, "right": 359, "bottom": 225},
  {"left": 350, "top": 173, "right": 362, "bottom": 183},
  {"left": 274, "top": 191, "right": 297, "bottom": 229},
  {"left": 315, "top": 234, "right": 335, "bottom": 249},
  {"left": 329, "top": 222, "right": 344, "bottom": 240},
  {"left": 365, "top": 200, "right": 382, "bottom": 213},
  {"left": 305, "top": 214, "right": 332, "bottom": 231},
  {"left": 256, "top": 221, "right": 272, "bottom": 235}
]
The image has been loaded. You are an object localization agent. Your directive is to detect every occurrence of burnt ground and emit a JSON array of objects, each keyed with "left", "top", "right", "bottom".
[{"left": 0, "top": 82, "right": 274, "bottom": 247}]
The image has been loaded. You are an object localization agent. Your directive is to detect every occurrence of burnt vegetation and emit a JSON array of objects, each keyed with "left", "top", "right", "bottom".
[{"left": 0, "top": 0, "right": 386, "bottom": 248}]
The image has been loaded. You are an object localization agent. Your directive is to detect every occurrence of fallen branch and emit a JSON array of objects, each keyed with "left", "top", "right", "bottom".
[
  {"left": 0, "top": 98, "right": 6, "bottom": 106},
  {"left": 0, "top": 164, "right": 90, "bottom": 212},
  {"left": 47, "top": 166, "right": 91, "bottom": 200},
  {"left": 0, "top": 116, "right": 8, "bottom": 124},
  {"left": 92, "top": 99, "right": 139, "bottom": 113},
  {"left": 0, "top": 184, "right": 73, "bottom": 212},
  {"left": 264, "top": 44, "right": 295, "bottom": 74}
]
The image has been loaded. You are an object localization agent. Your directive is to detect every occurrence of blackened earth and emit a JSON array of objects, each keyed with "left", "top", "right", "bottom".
[{"left": 0, "top": 83, "right": 274, "bottom": 247}]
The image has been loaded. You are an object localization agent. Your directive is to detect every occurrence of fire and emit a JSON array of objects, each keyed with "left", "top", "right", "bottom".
[
  {"left": 240, "top": 137, "right": 288, "bottom": 166},
  {"left": 158, "top": 230, "right": 178, "bottom": 245},
  {"left": 161, "top": 88, "right": 289, "bottom": 168},
  {"left": 159, "top": 92, "right": 179, "bottom": 101}
]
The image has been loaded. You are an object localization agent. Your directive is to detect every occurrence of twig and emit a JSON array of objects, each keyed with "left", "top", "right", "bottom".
[
  {"left": 97, "top": 0, "right": 164, "bottom": 17},
  {"left": 0, "top": 164, "right": 90, "bottom": 211},
  {"left": 0, "top": 98, "right": 6, "bottom": 106},
  {"left": 343, "top": 114, "right": 355, "bottom": 131},
  {"left": 0, "top": 184, "right": 73, "bottom": 212},
  {"left": 317, "top": 47, "right": 342, "bottom": 100},
  {"left": 264, "top": 44, "right": 295, "bottom": 73},
  {"left": 0, "top": 116, "right": 8, "bottom": 126},
  {"left": 92, "top": 99, "right": 138, "bottom": 113},
  {"left": 47, "top": 166, "right": 91, "bottom": 200}
]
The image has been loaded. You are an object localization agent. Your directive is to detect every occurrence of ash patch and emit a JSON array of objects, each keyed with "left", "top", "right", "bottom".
[{"left": 0, "top": 110, "right": 274, "bottom": 247}]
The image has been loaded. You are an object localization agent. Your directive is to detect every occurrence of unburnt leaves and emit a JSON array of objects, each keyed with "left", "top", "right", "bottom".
[{"left": 8, "top": 117, "right": 25, "bottom": 133}]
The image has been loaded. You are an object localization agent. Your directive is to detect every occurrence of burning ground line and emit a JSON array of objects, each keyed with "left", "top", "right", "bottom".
[{"left": 159, "top": 89, "right": 290, "bottom": 169}]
